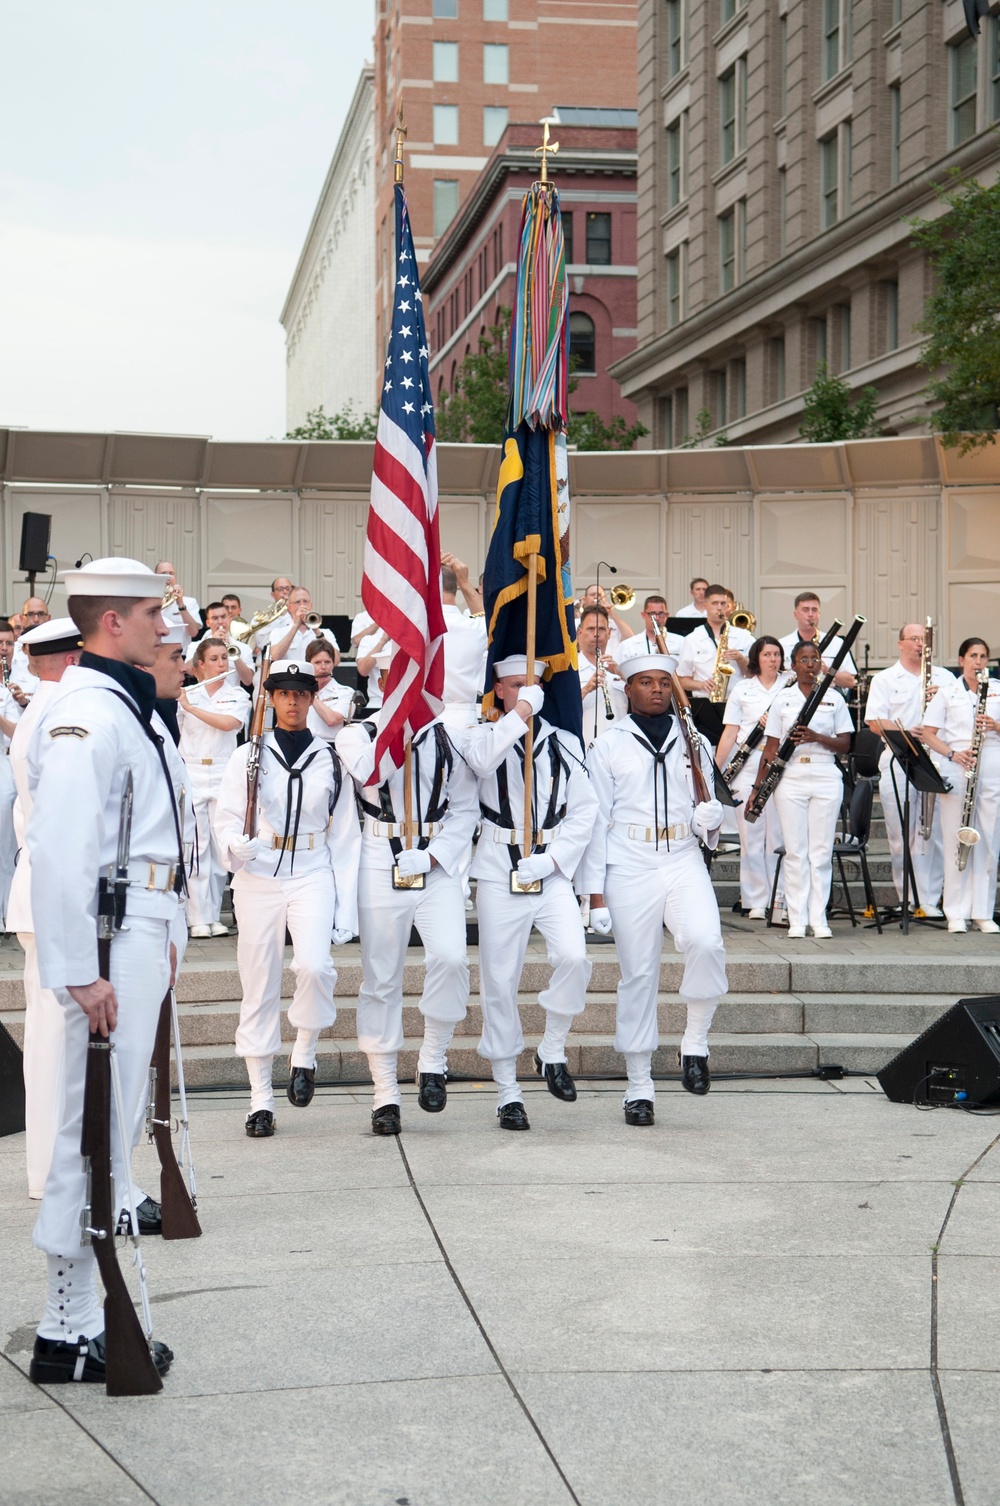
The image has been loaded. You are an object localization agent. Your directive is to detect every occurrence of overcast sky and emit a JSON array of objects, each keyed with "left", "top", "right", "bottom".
[{"left": 0, "top": 1, "right": 374, "bottom": 440}]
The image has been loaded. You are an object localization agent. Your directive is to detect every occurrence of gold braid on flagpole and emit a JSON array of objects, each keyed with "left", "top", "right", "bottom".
[
  {"left": 394, "top": 107, "right": 407, "bottom": 185},
  {"left": 533, "top": 118, "right": 559, "bottom": 187}
]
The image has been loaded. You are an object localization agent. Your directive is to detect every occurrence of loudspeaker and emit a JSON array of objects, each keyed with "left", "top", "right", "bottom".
[
  {"left": 18, "top": 512, "right": 51, "bottom": 576},
  {"left": 0, "top": 1020, "right": 25, "bottom": 1138},
  {"left": 877, "top": 997, "right": 1000, "bottom": 1107}
]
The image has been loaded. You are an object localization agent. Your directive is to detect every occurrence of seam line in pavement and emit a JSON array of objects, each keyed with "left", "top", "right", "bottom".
[
  {"left": 0, "top": 1350, "right": 161, "bottom": 1504},
  {"left": 929, "top": 1127, "right": 1000, "bottom": 1506},
  {"left": 395, "top": 1135, "right": 582, "bottom": 1506}
]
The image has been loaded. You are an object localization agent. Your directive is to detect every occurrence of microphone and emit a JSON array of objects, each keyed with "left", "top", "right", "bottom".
[
  {"left": 598, "top": 561, "right": 618, "bottom": 575},
  {"left": 74, "top": 552, "right": 93, "bottom": 568}
]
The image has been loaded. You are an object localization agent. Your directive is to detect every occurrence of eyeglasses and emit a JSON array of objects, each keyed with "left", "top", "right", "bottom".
[{"left": 23, "top": 610, "right": 48, "bottom": 621}]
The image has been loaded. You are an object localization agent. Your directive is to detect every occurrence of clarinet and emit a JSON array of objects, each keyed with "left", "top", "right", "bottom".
[
  {"left": 723, "top": 619, "right": 844, "bottom": 787},
  {"left": 745, "top": 616, "right": 865, "bottom": 823},
  {"left": 956, "top": 668, "right": 991, "bottom": 870}
]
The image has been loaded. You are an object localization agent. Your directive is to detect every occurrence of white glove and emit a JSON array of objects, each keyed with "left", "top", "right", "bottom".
[
  {"left": 691, "top": 798, "right": 724, "bottom": 841},
  {"left": 516, "top": 853, "right": 556, "bottom": 884},
  {"left": 516, "top": 683, "right": 545, "bottom": 716},
  {"left": 230, "top": 834, "right": 261, "bottom": 864},
  {"left": 590, "top": 907, "right": 613, "bottom": 936},
  {"left": 395, "top": 847, "right": 432, "bottom": 877},
  {"left": 331, "top": 927, "right": 354, "bottom": 946}
]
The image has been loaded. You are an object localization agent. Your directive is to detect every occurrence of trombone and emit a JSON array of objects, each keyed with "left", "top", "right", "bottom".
[{"left": 230, "top": 597, "right": 288, "bottom": 645}]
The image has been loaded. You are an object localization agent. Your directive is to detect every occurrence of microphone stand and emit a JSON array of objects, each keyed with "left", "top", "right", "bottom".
[{"left": 595, "top": 561, "right": 616, "bottom": 743}]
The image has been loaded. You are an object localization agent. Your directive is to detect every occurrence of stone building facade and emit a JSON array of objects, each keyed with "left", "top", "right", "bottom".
[
  {"left": 281, "top": 68, "right": 376, "bottom": 433},
  {"left": 612, "top": 0, "right": 1000, "bottom": 446}
]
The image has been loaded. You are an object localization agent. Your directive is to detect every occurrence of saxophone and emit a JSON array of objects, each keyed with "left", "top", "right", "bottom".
[
  {"left": 956, "top": 668, "right": 990, "bottom": 870},
  {"left": 919, "top": 617, "right": 935, "bottom": 840},
  {"left": 709, "top": 621, "right": 734, "bottom": 703}
]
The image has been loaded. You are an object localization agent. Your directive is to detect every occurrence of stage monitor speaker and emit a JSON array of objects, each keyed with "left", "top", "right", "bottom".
[
  {"left": 877, "top": 997, "right": 1000, "bottom": 1108},
  {"left": 18, "top": 512, "right": 51, "bottom": 576},
  {"left": 0, "top": 1020, "right": 25, "bottom": 1138}
]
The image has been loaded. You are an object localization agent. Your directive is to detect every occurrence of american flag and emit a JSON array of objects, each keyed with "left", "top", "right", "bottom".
[{"left": 362, "top": 181, "right": 446, "bottom": 785}]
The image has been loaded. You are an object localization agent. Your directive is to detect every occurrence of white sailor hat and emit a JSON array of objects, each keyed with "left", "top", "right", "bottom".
[
  {"left": 60, "top": 556, "right": 164, "bottom": 598},
  {"left": 493, "top": 655, "right": 547, "bottom": 679},
  {"left": 622, "top": 653, "right": 674, "bottom": 679},
  {"left": 264, "top": 659, "right": 317, "bottom": 692},
  {"left": 19, "top": 616, "right": 83, "bottom": 656},
  {"left": 159, "top": 622, "right": 188, "bottom": 647},
  {"left": 373, "top": 643, "right": 396, "bottom": 672}
]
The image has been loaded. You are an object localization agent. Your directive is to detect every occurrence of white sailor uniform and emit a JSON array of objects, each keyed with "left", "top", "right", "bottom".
[
  {"left": 675, "top": 621, "right": 754, "bottom": 700},
  {"left": 338, "top": 716, "right": 479, "bottom": 1107},
  {"left": 721, "top": 676, "right": 786, "bottom": 912},
  {"left": 865, "top": 660, "right": 954, "bottom": 910},
  {"left": 581, "top": 715, "right": 728, "bottom": 1103},
  {"left": 26, "top": 661, "right": 187, "bottom": 1341},
  {"left": 764, "top": 684, "right": 852, "bottom": 932},
  {"left": 923, "top": 675, "right": 1000, "bottom": 925},
  {"left": 778, "top": 630, "right": 856, "bottom": 681},
  {"left": 179, "top": 682, "right": 250, "bottom": 930},
  {"left": 441, "top": 602, "right": 487, "bottom": 734},
  {"left": 578, "top": 652, "right": 628, "bottom": 748},
  {"left": 214, "top": 729, "right": 360, "bottom": 1109},
  {"left": 307, "top": 679, "right": 355, "bottom": 742},
  {"left": 0, "top": 683, "right": 22, "bottom": 927},
  {"left": 462, "top": 711, "right": 596, "bottom": 1105}
]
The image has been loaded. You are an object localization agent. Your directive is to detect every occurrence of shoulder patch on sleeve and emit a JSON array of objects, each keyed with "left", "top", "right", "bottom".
[{"left": 49, "top": 725, "right": 90, "bottom": 739}]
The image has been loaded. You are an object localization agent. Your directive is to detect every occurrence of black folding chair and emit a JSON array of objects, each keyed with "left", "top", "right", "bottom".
[{"left": 831, "top": 776, "right": 882, "bottom": 933}]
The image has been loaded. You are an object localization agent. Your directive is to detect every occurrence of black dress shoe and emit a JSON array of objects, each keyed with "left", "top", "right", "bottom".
[
  {"left": 417, "top": 1072, "right": 447, "bottom": 1112},
  {"left": 287, "top": 1065, "right": 316, "bottom": 1108},
  {"left": 497, "top": 1101, "right": 530, "bottom": 1131},
  {"left": 30, "top": 1331, "right": 172, "bottom": 1385},
  {"left": 624, "top": 1098, "right": 655, "bottom": 1126},
  {"left": 680, "top": 1055, "right": 711, "bottom": 1095},
  {"left": 371, "top": 1103, "right": 401, "bottom": 1136},
  {"left": 533, "top": 1051, "right": 577, "bottom": 1102},
  {"left": 115, "top": 1196, "right": 161, "bottom": 1236},
  {"left": 245, "top": 1109, "right": 276, "bottom": 1137}
]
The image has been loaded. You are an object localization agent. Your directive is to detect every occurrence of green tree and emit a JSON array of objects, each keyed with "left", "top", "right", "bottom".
[
  {"left": 681, "top": 407, "right": 726, "bottom": 448},
  {"left": 286, "top": 401, "right": 378, "bottom": 441},
  {"left": 910, "top": 174, "right": 1000, "bottom": 453},
  {"left": 798, "top": 363, "right": 882, "bottom": 443},
  {"left": 566, "top": 409, "right": 649, "bottom": 451}
]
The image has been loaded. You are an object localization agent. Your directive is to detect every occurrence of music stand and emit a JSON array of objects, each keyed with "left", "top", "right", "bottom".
[
  {"left": 879, "top": 727, "right": 951, "bottom": 935},
  {"left": 667, "top": 617, "right": 701, "bottom": 638},
  {"left": 690, "top": 699, "right": 725, "bottom": 746}
]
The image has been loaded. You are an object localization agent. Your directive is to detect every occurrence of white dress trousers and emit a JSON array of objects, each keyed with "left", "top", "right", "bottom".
[
  {"left": 722, "top": 677, "right": 786, "bottom": 911},
  {"left": 923, "top": 676, "right": 1000, "bottom": 923}
]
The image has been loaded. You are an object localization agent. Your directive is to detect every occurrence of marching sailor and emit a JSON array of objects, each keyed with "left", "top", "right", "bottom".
[
  {"left": 338, "top": 646, "right": 479, "bottom": 1134},
  {"left": 214, "top": 659, "right": 360, "bottom": 1136},
  {"left": 581, "top": 653, "right": 728, "bottom": 1124},
  {"left": 8, "top": 618, "right": 83, "bottom": 1200},
  {"left": 462, "top": 657, "right": 597, "bottom": 1130},
  {"left": 25, "top": 558, "right": 182, "bottom": 1384}
]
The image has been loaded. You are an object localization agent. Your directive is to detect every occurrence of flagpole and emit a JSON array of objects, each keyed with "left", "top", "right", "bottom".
[
  {"left": 393, "top": 105, "right": 415, "bottom": 855},
  {"left": 522, "top": 554, "right": 539, "bottom": 857}
]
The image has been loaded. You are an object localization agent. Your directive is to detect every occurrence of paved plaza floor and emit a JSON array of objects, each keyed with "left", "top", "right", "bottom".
[{"left": 2, "top": 1073, "right": 999, "bottom": 1505}]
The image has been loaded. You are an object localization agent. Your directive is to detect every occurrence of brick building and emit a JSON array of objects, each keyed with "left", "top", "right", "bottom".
[
  {"left": 422, "top": 114, "right": 639, "bottom": 429},
  {"left": 373, "top": 0, "right": 638, "bottom": 369},
  {"left": 612, "top": 0, "right": 1000, "bottom": 446}
]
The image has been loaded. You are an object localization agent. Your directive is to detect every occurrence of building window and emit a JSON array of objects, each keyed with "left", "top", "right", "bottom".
[
  {"left": 720, "top": 67, "right": 737, "bottom": 162},
  {"left": 666, "top": 119, "right": 682, "bottom": 207},
  {"left": 950, "top": 36, "right": 978, "bottom": 145},
  {"left": 990, "top": 15, "right": 1000, "bottom": 121},
  {"left": 569, "top": 312, "right": 596, "bottom": 374},
  {"left": 433, "top": 41, "right": 458, "bottom": 81},
  {"left": 889, "top": 84, "right": 901, "bottom": 184},
  {"left": 731, "top": 358, "right": 746, "bottom": 419},
  {"left": 843, "top": 119, "right": 852, "bottom": 214},
  {"left": 822, "top": 0, "right": 840, "bottom": 80},
  {"left": 812, "top": 315, "right": 828, "bottom": 372},
  {"left": 666, "top": 0, "right": 684, "bottom": 78},
  {"left": 666, "top": 247, "right": 682, "bottom": 326},
  {"left": 586, "top": 212, "right": 612, "bottom": 265},
  {"left": 562, "top": 211, "right": 574, "bottom": 263},
  {"left": 433, "top": 104, "right": 459, "bottom": 145},
  {"left": 675, "top": 387, "right": 689, "bottom": 443},
  {"left": 884, "top": 280, "right": 899, "bottom": 351},
  {"left": 779, "top": 14, "right": 788, "bottom": 117},
  {"left": 820, "top": 135, "right": 839, "bottom": 227},
  {"left": 658, "top": 395, "right": 674, "bottom": 449},
  {"left": 433, "top": 0, "right": 458, "bottom": 15},
  {"left": 769, "top": 336, "right": 786, "bottom": 403},
  {"left": 719, "top": 208, "right": 736, "bottom": 291},
  {"left": 720, "top": 0, "right": 744, "bottom": 23},
  {"left": 778, "top": 165, "right": 788, "bottom": 256},
  {"left": 483, "top": 0, "right": 507, "bottom": 16},
  {"left": 890, "top": 0, "right": 902, "bottom": 23},
  {"left": 712, "top": 370, "right": 728, "bottom": 428},
  {"left": 836, "top": 303, "right": 852, "bottom": 370},
  {"left": 433, "top": 179, "right": 459, "bottom": 236},
  {"left": 483, "top": 42, "right": 508, "bottom": 83},
  {"left": 483, "top": 105, "right": 507, "bottom": 145}
]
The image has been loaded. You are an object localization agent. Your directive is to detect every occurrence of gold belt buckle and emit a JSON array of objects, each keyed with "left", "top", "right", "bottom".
[
  {"left": 800, "top": 756, "right": 811, "bottom": 763},
  {"left": 510, "top": 871, "right": 542, "bottom": 895},
  {"left": 392, "top": 866, "right": 426, "bottom": 891}
]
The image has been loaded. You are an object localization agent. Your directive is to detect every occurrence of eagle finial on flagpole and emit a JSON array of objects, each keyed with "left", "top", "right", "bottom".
[
  {"left": 394, "top": 106, "right": 407, "bottom": 185},
  {"left": 534, "top": 116, "right": 560, "bottom": 186}
]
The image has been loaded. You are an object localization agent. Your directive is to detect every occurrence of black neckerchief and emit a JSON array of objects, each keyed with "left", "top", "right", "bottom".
[
  {"left": 629, "top": 708, "right": 674, "bottom": 750},
  {"left": 627, "top": 712, "right": 678, "bottom": 852},
  {"left": 80, "top": 650, "right": 157, "bottom": 723},
  {"left": 274, "top": 726, "right": 313, "bottom": 766},
  {"left": 267, "top": 730, "right": 322, "bottom": 875},
  {"left": 703, "top": 621, "right": 719, "bottom": 646},
  {"left": 155, "top": 698, "right": 180, "bottom": 745}
]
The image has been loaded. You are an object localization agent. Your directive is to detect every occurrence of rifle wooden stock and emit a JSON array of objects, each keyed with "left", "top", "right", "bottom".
[
  {"left": 243, "top": 647, "right": 271, "bottom": 838},
  {"left": 80, "top": 937, "right": 162, "bottom": 1396},
  {"left": 669, "top": 674, "right": 711, "bottom": 806},
  {"left": 151, "top": 992, "right": 201, "bottom": 1240}
]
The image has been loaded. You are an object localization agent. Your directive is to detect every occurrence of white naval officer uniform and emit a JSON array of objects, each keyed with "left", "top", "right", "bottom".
[
  {"left": 578, "top": 651, "right": 628, "bottom": 748},
  {"left": 214, "top": 722, "right": 361, "bottom": 1112},
  {"left": 720, "top": 676, "right": 786, "bottom": 913},
  {"left": 778, "top": 630, "right": 856, "bottom": 682},
  {"left": 764, "top": 683, "right": 853, "bottom": 933},
  {"left": 865, "top": 659, "right": 954, "bottom": 910},
  {"left": 580, "top": 712, "right": 728, "bottom": 1105},
  {"left": 185, "top": 633, "right": 254, "bottom": 686},
  {"left": 674, "top": 601, "right": 708, "bottom": 619},
  {"left": 440, "top": 602, "right": 487, "bottom": 735},
  {"left": 178, "top": 680, "right": 250, "bottom": 930},
  {"left": 923, "top": 674, "right": 1000, "bottom": 925},
  {"left": 255, "top": 612, "right": 339, "bottom": 663},
  {"left": 307, "top": 678, "right": 355, "bottom": 742},
  {"left": 9, "top": 641, "right": 40, "bottom": 695},
  {"left": 674, "top": 621, "right": 755, "bottom": 700},
  {"left": 462, "top": 706, "right": 597, "bottom": 1106},
  {"left": 338, "top": 715, "right": 479, "bottom": 1108}
]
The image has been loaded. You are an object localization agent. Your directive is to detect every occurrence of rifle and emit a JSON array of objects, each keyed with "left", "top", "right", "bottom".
[
  {"left": 723, "top": 619, "right": 844, "bottom": 787},
  {"left": 668, "top": 674, "right": 711, "bottom": 806},
  {"left": 244, "top": 647, "right": 271, "bottom": 838},
  {"left": 146, "top": 991, "right": 201, "bottom": 1240},
  {"left": 745, "top": 615, "right": 865, "bottom": 823},
  {"left": 80, "top": 769, "right": 163, "bottom": 1395}
]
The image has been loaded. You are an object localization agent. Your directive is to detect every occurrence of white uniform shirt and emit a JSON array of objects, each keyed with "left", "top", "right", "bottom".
[
  {"left": 351, "top": 609, "right": 374, "bottom": 643},
  {"left": 307, "top": 679, "right": 355, "bottom": 742},
  {"left": 338, "top": 716, "right": 479, "bottom": 875},
  {"left": 580, "top": 714, "right": 719, "bottom": 893},
  {"left": 256, "top": 613, "right": 338, "bottom": 663},
  {"left": 214, "top": 730, "right": 361, "bottom": 934},
  {"left": 356, "top": 627, "right": 386, "bottom": 709},
  {"left": 9, "top": 643, "right": 39, "bottom": 695},
  {"left": 442, "top": 603, "right": 487, "bottom": 709},
  {"left": 865, "top": 660, "right": 955, "bottom": 732},
  {"left": 675, "top": 602, "right": 708, "bottom": 619},
  {"left": 923, "top": 674, "right": 1000, "bottom": 754},
  {"left": 26, "top": 666, "right": 186, "bottom": 990},
  {"left": 186, "top": 635, "right": 254, "bottom": 687},
  {"left": 617, "top": 630, "right": 683, "bottom": 672},
  {"left": 0, "top": 685, "right": 22, "bottom": 750},
  {"left": 778, "top": 629, "right": 856, "bottom": 679},
  {"left": 764, "top": 683, "right": 853, "bottom": 766},
  {"left": 7, "top": 679, "right": 59, "bottom": 933},
  {"left": 178, "top": 682, "right": 251, "bottom": 772},
  {"left": 578, "top": 653, "right": 628, "bottom": 747},
  {"left": 721, "top": 675, "right": 786, "bottom": 776},
  {"left": 161, "top": 594, "right": 202, "bottom": 650},
  {"left": 462, "top": 712, "right": 597, "bottom": 884},
  {"left": 675, "top": 622, "right": 755, "bottom": 700}
]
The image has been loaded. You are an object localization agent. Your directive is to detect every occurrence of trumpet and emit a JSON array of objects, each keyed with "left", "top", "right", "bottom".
[
  {"left": 305, "top": 611, "right": 327, "bottom": 641},
  {"left": 161, "top": 583, "right": 183, "bottom": 610},
  {"left": 608, "top": 584, "right": 635, "bottom": 610},
  {"left": 231, "top": 597, "right": 288, "bottom": 645}
]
